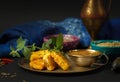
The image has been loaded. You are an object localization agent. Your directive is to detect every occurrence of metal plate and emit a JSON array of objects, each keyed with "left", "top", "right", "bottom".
[{"left": 18, "top": 58, "right": 108, "bottom": 74}]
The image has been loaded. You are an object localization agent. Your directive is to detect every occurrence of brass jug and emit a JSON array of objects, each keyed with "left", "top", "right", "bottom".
[{"left": 80, "top": 0, "right": 111, "bottom": 40}]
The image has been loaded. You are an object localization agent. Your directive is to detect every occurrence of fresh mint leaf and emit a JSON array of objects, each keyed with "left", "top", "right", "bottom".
[
  {"left": 56, "top": 33, "right": 63, "bottom": 50},
  {"left": 10, "top": 46, "right": 15, "bottom": 51},
  {"left": 22, "top": 47, "right": 31, "bottom": 59},
  {"left": 42, "top": 39, "right": 52, "bottom": 49},
  {"left": 9, "top": 50, "right": 15, "bottom": 56},
  {"left": 17, "top": 36, "right": 27, "bottom": 50},
  {"left": 45, "top": 39, "right": 52, "bottom": 45},
  {"left": 51, "top": 37, "right": 56, "bottom": 48},
  {"left": 15, "top": 52, "right": 21, "bottom": 57},
  {"left": 31, "top": 43, "right": 36, "bottom": 51},
  {"left": 9, "top": 46, "right": 21, "bottom": 57},
  {"left": 10, "top": 51, "right": 21, "bottom": 58}
]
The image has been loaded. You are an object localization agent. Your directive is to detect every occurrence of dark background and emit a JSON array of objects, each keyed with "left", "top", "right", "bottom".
[
  {"left": 0, "top": 1, "right": 120, "bottom": 82},
  {"left": 0, "top": 0, "right": 120, "bottom": 33}
]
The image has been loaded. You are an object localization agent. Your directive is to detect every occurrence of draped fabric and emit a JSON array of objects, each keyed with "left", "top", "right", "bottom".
[{"left": 0, "top": 18, "right": 120, "bottom": 57}]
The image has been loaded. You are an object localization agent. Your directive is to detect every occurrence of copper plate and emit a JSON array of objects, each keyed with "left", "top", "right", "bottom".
[{"left": 18, "top": 58, "right": 108, "bottom": 74}]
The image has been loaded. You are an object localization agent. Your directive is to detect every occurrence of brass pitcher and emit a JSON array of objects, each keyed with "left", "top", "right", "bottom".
[{"left": 80, "top": 0, "right": 111, "bottom": 40}]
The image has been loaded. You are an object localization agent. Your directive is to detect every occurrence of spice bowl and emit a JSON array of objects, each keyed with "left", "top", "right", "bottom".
[
  {"left": 90, "top": 40, "right": 120, "bottom": 58},
  {"left": 66, "top": 49, "right": 109, "bottom": 67}
]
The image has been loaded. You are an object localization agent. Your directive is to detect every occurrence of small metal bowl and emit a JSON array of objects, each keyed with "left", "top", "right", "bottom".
[{"left": 66, "top": 49, "right": 108, "bottom": 67}]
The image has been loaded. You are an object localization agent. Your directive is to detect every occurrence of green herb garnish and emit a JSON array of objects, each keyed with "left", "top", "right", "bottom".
[
  {"left": 9, "top": 33, "right": 63, "bottom": 59},
  {"left": 9, "top": 36, "right": 38, "bottom": 59},
  {"left": 42, "top": 33, "right": 63, "bottom": 51},
  {"left": 55, "top": 33, "right": 63, "bottom": 50}
]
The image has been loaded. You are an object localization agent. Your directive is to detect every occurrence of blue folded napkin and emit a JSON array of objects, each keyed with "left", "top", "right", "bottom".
[
  {"left": 0, "top": 18, "right": 120, "bottom": 57},
  {"left": 0, "top": 18, "right": 91, "bottom": 57}
]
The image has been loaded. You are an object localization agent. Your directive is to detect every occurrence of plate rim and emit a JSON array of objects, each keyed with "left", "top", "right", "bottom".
[{"left": 18, "top": 58, "right": 107, "bottom": 74}]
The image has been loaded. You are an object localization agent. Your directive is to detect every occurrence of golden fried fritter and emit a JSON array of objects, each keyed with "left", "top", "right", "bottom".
[
  {"left": 43, "top": 52, "right": 56, "bottom": 71},
  {"left": 29, "top": 49, "right": 70, "bottom": 71},
  {"left": 30, "top": 50, "right": 47, "bottom": 61},
  {"left": 29, "top": 59, "right": 45, "bottom": 70},
  {"left": 50, "top": 51, "right": 70, "bottom": 70}
]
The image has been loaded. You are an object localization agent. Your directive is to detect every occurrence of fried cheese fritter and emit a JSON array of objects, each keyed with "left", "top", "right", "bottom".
[
  {"left": 30, "top": 50, "right": 45, "bottom": 61},
  {"left": 30, "top": 50, "right": 50, "bottom": 61},
  {"left": 29, "top": 59, "right": 45, "bottom": 70},
  {"left": 29, "top": 49, "right": 70, "bottom": 71},
  {"left": 43, "top": 52, "right": 56, "bottom": 71},
  {"left": 50, "top": 51, "right": 70, "bottom": 70}
]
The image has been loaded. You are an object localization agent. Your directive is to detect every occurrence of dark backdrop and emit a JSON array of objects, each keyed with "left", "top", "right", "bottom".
[
  {"left": 0, "top": 0, "right": 120, "bottom": 33},
  {"left": 0, "top": 1, "right": 120, "bottom": 82}
]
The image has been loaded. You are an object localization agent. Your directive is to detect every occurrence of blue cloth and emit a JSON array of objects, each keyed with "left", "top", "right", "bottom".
[
  {"left": 0, "top": 18, "right": 120, "bottom": 57},
  {"left": 97, "top": 19, "right": 120, "bottom": 40},
  {"left": 0, "top": 18, "right": 91, "bottom": 57}
]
